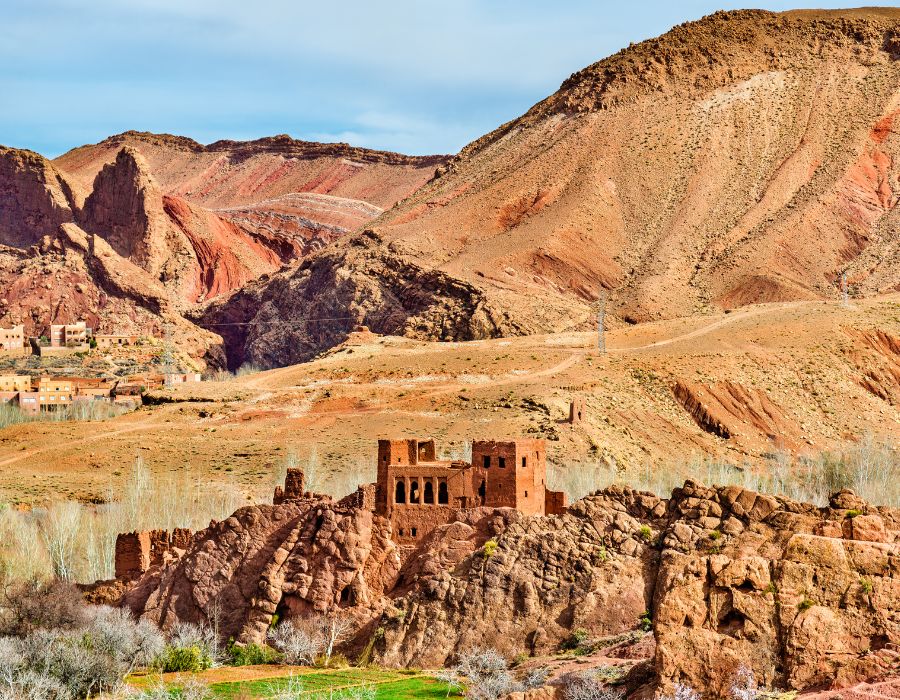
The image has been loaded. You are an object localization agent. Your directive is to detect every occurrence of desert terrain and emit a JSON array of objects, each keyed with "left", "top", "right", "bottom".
[{"left": 1, "top": 294, "right": 896, "bottom": 504}]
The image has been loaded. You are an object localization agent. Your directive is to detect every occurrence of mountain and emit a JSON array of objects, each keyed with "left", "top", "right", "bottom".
[
  {"left": 0, "top": 133, "right": 446, "bottom": 361},
  {"left": 203, "top": 8, "right": 900, "bottom": 368}
]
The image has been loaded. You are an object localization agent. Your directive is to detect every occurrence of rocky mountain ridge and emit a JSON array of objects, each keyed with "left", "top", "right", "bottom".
[{"left": 0, "top": 132, "right": 445, "bottom": 359}]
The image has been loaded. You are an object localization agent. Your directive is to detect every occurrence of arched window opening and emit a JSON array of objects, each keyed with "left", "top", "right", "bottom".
[
  {"left": 478, "top": 479, "right": 486, "bottom": 501},
  {"left": 395, "top": 480, "right": 406, "bottom": 504},
  {"left": 424, "top": 481, "right": 434, "bottom": 504},
  {"left": 438, "top": 481, "right": 449, "bottom": 504},
  {"left": 410, "top": 480, "right": 420, "bottom": 504}
]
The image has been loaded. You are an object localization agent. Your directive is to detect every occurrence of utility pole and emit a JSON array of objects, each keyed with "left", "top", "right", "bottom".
[
  {"left": 841, "top": 273, "right": 849, "bottom": 307},
  {"left": 597, "top": 291, "right": 608, "bottom": 354},
  {"left": 160, "top": 321, "right": 176, "bottom": 383}
]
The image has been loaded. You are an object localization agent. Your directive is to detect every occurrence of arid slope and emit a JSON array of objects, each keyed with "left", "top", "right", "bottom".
[
  {"left": 1, "top": 295, "right": 896, "bottom": 504},
  {"left": 206, "top": 9, "right": 900, "bottom": 367}
]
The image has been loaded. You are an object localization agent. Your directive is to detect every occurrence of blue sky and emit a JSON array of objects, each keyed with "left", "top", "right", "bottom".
[{"left": 2, "top": 1, "right": 885, "bottom": 157}]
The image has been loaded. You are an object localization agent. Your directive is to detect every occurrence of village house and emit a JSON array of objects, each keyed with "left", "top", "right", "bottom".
[
  {"left": 94, "top": 334, "right": 138, "bottom": 349},
  {"left": 36, "top": 377, "right": 75, "bottom": 410},
  {"left": 0, "top": 325, "right": 25, "bottom": 353},
  {"left": 0, "top": 375, "right": 31, "bottom": 392},
  {"left": 50, "top": 321, "right": 90, "bottom": 348}
]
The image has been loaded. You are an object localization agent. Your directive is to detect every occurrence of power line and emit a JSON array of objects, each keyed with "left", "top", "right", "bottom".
[{"left": 199, "top": 316, "right": 358, "bottom": 328}]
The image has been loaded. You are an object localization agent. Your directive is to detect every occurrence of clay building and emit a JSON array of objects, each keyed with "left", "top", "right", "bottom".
[
  {"left": 36, "top": 377, "right": 74, "bottom": 410},
  {"left": 569, "top": 398, "right": 585, "bottom": 424},
  {"left": 0, "top": 325, "right": 24, "bottom": 352},
  {"left": 0, "top": 375, "right": 30, "bottom": 392},
  {"left": 374, "top": 438, "right": 566, "bottom": 545},
  {"left": 94, "top": 334, "right": 137, "bottom": 349},
  {"left": 50, "top": 321, "right": 90, "bottom": 348}
]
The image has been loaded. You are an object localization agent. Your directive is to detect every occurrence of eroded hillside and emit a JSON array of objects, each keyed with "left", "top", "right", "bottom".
[{"left": 206, "top": 9, "right": 900, "bottom": 367}]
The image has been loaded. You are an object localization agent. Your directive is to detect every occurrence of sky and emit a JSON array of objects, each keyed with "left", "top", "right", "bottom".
[{"left": 2, "top": 0, "right": 889, "bottom": 158}]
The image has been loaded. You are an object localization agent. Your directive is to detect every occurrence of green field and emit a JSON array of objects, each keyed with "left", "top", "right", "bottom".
[{"left": 207, "top": 668, "right": 459, "bottom": 700}]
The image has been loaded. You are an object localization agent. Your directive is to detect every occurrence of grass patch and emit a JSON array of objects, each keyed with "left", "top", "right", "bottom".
[{"left": 207, "top": 668, "right": 460, "bottom": 700}]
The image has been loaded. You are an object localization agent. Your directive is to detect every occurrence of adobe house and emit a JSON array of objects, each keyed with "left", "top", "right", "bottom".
[
  {"left": 374, "top": 438, "right": 567, "bottom": 545},
  {"left": 94, "top": 334, "right": 137, "bottom": 349},
  {"left": 0, "top": 325, "right": 24, "bottom": 353},
  {"left": 569, "top": 398, "right": 586, "bottom": 424}
]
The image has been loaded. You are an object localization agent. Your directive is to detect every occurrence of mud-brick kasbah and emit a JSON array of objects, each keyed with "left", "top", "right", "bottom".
[{"left": 115, "top": 437, "right": 565, "bottom": 576}]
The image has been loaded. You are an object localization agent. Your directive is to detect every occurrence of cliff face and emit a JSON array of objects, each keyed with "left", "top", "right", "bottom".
[
  {"left": 206, "top": 9, "right": 900, "bottom": 367},
  {"left": 0, "top": 146, "right": 81, "bottom": 248},
  {"left": 0, "top": 131, "right": 445, "bottom": 355},
  {"left": 119, "top": 481, "right": 900, "bottom": 697}
]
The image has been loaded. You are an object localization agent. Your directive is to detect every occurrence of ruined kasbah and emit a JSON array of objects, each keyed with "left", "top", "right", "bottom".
[{"left": 115, "top": 437, "right": 566, "bottom": 577}]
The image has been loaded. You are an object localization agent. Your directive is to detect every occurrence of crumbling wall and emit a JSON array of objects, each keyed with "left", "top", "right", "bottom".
[
  {"left": 273, "top": 467, "right": 306, "bottom": 504},
  {"left": 114, "top": 528, "right": 193, "bottom": 579}
]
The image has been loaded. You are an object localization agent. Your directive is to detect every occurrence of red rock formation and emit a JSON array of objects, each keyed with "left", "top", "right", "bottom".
[
  {"left": 116, "top": 478, "right": 900, "bottom": 698},
  {"left": 0, "top": 146, "right": 81, "bottom": 248}
]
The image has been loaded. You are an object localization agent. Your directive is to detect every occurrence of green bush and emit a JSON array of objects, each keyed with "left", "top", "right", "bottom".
[
  {"left": 638, "top": 525, "right": 653, "bottom": 542},
  {"left": 154, "top": 645, "right": 214, "bottom": 672},
  {"left": 482, "top": 539, "right": 498, "bottom": 560},
  {"left": 797, "top": 598, "right": 815, "bottom": 612},
  {"left": 639, "top": 611, "right": 653, "bottom": 632},
  {"left": 229, "top": 642, "right": 279, "bottom": 666},
  {"left": 561, "top": 628, "right": 589, "bottom": 651}
]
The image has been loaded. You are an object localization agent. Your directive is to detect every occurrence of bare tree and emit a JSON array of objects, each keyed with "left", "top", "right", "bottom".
[
  {"left": 268, "top": 619, "right": 325, "bottom": 666},
  {"left": 319, "top": 612, "right": 353, "bottom": 666}
]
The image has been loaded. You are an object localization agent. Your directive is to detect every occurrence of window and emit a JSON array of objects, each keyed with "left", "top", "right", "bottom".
[
  {"left": 478, "top": 480, "right": 486, "bottom": 500},
  {"left": 483, "top": 455, "right": 491, "bottom": 469},
  {"left": 395, "top": 480, "right": 406, "bottom": 504},
  {"left": 438, "top": 480, "right": 449, "bottom": 504},
  {"left": 424, "top": 481, "right": 434, "bottom": 504},
  {"left": 411, "top": 527, "right": 417, "bottom": 537},
  {"left": 525, "top": 491, "right": 528, "bottom": 497},
  {"left": 399, "top": 528, "right": 404, "bottom": 536},
  {"left": 521, "top": 456, "right": 527, "bottom": 468},
  {"left": 498, "top": 457, "right": 506, "bottom": 468},
  {"left": 409, "top": 480, "right": 420, "bottom": 503}
]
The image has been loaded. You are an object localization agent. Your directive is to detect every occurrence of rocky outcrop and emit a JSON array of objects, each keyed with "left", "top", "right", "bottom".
[
  {"left": 198, "top": 230, "right": 522, "bottom": 369},
  {"left": 0, "top": 146, "right": 80, "bottom": 247},
  {"left": 81, "top": 146, "right": 175, "bottom": 276},
  {"left": 672, "top": 379, "right": 803, "bottom": 449},
  {"left": 119, "top": 478, "right": 900, "bottom": 697}
]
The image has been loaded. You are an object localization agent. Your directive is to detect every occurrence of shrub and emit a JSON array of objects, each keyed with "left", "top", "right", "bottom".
[
  {"left": 860, "top": 578, "right": 874, "bottom": 594},
  {"left": 639, "top": 611, "right": 653, "bottom": 632},
  {"left": 845, "top": 509, "right": 862, "bottom": 519},
  {"left": 0, "top": 578, "right": 87, "bottom": 636},
  {"left": 562, "top": 628, "right": 589, "bottom": 651},
  {"left": 797, "top": 598, "right": 815, "bottom": 612},
  {"left": 659, "top": 683, "right": 701, "bottom": 700},
  {"left": 154, "top": 645, "right": 213, "bottom": 673},
  {"left": 638, "top": 525, "right": 653, "bottom": 542},
  {"left": 1, "top": 605, "right": 165, "bottom": 699},
  {"left": 454, "top": 647, "right": 515, "bottom": 700},
  {"left": 730, "top": 665, "right": 759, "bottom": 700},
  {"left": 229, "top": 642, "right": 279, "bottom": 666},
  {"left": 482, "top": 539, "right": 498, "bottom": 560},
  {"left": 562, "top": 670, "right": 623, "bottom": 700}
]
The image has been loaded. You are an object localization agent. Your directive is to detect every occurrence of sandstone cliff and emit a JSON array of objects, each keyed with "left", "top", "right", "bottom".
[{"left": 120, "top": 481, "right": 900, "bottom": 697}]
